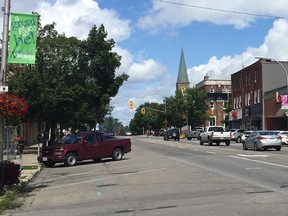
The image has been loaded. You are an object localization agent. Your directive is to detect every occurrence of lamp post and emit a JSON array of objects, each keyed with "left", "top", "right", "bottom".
[{"left": 255, "top": 56, "right": 288, "bottom": 94}]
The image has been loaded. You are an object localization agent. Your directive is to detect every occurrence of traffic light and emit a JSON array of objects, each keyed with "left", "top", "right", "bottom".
[
  {"left": 210, "top": 109, "right": 214, "bottom": 116},
  {"left": 129, "top": 101, "right": 134, "bottom": 109},
  {"left": 141, "top": 108, "right": 145, "bottom": 115},
  {"left": 182, "top": 112, "right": 187, "bottom": 120}
]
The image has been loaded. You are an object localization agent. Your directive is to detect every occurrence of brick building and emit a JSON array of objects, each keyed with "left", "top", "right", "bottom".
[
  {"left": 230, "top": 59, "right": 288, "bottom": 130},
  {"left": 195, "top": 75, "right": 231, "bottom": 127}
]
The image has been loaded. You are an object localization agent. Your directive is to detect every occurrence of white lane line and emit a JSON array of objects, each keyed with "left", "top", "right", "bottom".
[
  {"left": 43, "top": 168, "right": 168, "bottom": 191},
  {"left": 229, "top": 155, "right": 288, "bottom": 168},
  {"left": 246, "top": 167, "right": 262, "bottom": 170},
  {"left": 237, "top": 154, "right": 269, "bottom": 158},
  {"left": 205, "top": 151, "right": 217, "bottom": 154}
]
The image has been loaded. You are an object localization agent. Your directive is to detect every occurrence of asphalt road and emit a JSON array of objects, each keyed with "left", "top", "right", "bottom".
[{"left": 5, "top": 136, "right": 288, "bottom": 216}]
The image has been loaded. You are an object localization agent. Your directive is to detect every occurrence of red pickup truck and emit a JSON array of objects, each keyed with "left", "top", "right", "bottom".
[{"left": 38, "top": 131, "right": 131, "bottom": 167}]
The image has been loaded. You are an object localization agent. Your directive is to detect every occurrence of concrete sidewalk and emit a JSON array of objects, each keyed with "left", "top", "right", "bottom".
[{"left": 10, "top": 144, "right": 42, "bottom": 182}]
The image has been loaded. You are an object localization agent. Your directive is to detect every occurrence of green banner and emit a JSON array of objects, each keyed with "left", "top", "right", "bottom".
[{"left": 8, "top": 13, "right": 38, "bottom": 64}]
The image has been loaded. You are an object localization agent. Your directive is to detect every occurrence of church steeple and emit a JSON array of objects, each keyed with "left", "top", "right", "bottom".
[{"left": 176, "top": 48, "right": 190, "bottom": 90}]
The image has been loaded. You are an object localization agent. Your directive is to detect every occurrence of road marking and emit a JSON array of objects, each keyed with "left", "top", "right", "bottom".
[
  {"left": 246, "top": 167, "right": 262, "bottom": 170},
  {"left": 229, "top": 155, "right": 288, "bottom": 168},
  {"left": 205, "top": 151, "right": 217, "bottom": 154},
  {"left": 43, "top": 168, "right": 168, "bottom": 191},
  {"left": 237, "top": 154, "right": 269, "bottom": 158}
]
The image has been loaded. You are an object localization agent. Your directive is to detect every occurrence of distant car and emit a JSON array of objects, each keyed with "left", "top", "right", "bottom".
[
  {"left": 241, "top": 131, "right": 253, "bottom": 143},
  {"left": 164, "top": 128, "right": 180, "bottom": 141},
  {"left": 125, "top": 131, "right": 132, "bottom": 136},
  {"left": 230, "top": 129, "right": 246, "bottom": 143},
  {"left": 277, "top": 131, "right": 288, "bottom": 145},
  {"left": 154, "top": 129, "right": 165, "bottom": 136},
  {"left": 242, "top": 130, "right": 282, "bottom": 151}
]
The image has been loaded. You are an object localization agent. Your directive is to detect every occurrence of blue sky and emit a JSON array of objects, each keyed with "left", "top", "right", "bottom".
[{"left": 2, "top": 0, "right": 288, "bottom": 126}]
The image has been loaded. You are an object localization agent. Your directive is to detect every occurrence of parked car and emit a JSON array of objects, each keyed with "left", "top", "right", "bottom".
[
  {"left": 154, "top": 129, "right": 165, "bottom": 136},
  {"left": 38, "top": 131, "right": 132, "bottom": 167},
  {"left": 229, "top": 129, "right": 246, "bottom": 143},
  {"left": 125, "top": 131, "right": 132, "bottom": 136},
  {"left": 241, "top": 131, "right": 253, "bottom": 143},
  {"left": 277, "top": 131, "right": 288, "bottom": 145},
  {"left": 185, "top": 126, "right": 204, "bottom": 140},
  {"left": 242, "top": 130, "right": 282, "bottom": 151},
  {"left": 164, "top": 128, "right": 180, "bottom": 141}
]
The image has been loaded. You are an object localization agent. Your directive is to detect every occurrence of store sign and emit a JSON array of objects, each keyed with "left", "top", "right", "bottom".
[
  {"left": 229, "top": 109, "right": 243, "bottom": 120},
  {"left": 281, "top": 95, "right": 288, "bottom": 109}
]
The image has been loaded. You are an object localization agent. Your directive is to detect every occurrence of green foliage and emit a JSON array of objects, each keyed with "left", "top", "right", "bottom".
[
  {"left": 0, "top": 189, "right": 21, "bottom": 214},
  {"left": 3, "top": 161, "right": 21, "bottom": 189},
  {"left": 8, "top": 22, "right": 128, "bottom": 144},
  {"left": 130, "top": 88, "right": 209, "bottom": 132}
]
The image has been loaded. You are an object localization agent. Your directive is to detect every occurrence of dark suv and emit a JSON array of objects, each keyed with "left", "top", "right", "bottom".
[{"left": 164, "top": 128, "right": 180, "bottom": 141}]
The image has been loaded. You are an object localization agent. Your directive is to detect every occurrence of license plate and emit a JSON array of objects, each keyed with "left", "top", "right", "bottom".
[{"left": 42, "top": 157, "right": 47, "bottom": 161}]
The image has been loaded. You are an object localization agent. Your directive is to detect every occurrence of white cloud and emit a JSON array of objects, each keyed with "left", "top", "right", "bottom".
[
  {"left": 138, "top": 0, "right": 288, "bottom": 33},
  {"left": 188, "top": 19, "right": 288, "bottom": 87},
  {"left": 127, "top": 59, "right": 167, "bottom": 82}
]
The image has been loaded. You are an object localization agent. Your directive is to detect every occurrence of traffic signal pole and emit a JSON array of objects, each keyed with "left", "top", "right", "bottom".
[{"left": 0, "top": 0, "right": 10, "bottom": 192}]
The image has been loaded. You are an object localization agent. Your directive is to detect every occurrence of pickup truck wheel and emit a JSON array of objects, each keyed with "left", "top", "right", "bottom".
[
  {"left": 199, "top": 138, "right": 203, "bottom": 145},
  {"left": 112, "top": 148, "right": 123, "bottom": 161},
  {"left": 43, "top": 161, "right": 55, "bottom": 168},
  {"left": 65, "top": 153, "right": 78, "bottom": 166},
  {"left": 225, "top": 141, "right": 230, "bottom": 146},
  {"left": 208, "top": 138, "right": 212, "bottom": 146}
]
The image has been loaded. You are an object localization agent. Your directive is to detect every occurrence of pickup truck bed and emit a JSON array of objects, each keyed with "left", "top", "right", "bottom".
[{"left": 199, "top": 126, "right": 231, "bottom": 146}]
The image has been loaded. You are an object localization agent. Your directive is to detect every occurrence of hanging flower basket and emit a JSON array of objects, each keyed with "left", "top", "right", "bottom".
[{"left": 0, "top": 93, "right": 28, "bottom": 117}]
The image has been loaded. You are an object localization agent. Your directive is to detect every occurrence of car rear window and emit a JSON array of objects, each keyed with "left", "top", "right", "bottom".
[{"left": 258, "top": 131, "right": 279, "bottom": 136}]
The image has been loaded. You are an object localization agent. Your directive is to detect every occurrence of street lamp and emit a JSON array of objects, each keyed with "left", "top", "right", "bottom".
[{"left": 255, "top": 56, "right": 288, "bottom": 94}]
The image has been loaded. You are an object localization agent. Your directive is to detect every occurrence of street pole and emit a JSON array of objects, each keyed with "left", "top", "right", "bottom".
[{"left": 0, "top": 0, "right": 10, "bottom": 192}]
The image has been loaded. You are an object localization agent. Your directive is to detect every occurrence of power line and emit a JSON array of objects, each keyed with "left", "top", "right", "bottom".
[{"left": 154, "top": 0, "right": 288, "bottom": 20}]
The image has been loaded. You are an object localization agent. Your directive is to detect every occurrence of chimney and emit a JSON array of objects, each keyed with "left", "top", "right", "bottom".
[{"left": 204, "top": 73, "right": 209, "bottom": 80}]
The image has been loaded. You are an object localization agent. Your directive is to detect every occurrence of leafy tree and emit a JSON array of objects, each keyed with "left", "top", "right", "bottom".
[
  {"left": 180, "top": 88, "right": 209, "bottom": 129},
  {"left": 8, "top": 23, "right": 128, "bottom": 145},
  {"left": 130, "top": 102, "right": 166, "bottom": 134}
]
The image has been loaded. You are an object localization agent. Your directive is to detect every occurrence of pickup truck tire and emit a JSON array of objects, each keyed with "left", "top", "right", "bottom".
[
  {"left": 112, "top": 148, "right": 123, "bottom": 161},
  {"left": 225, "top": 141, "right": 230, "bottom": 146},
  {"left": 65, "top": 153, "right": 78, "bottom": 166},
  {"left": 43, "top": 161, "right": 55, "bottom": 168},
  {"left": 208, "top": 138, "right": 212, "bottom": 146},
  {"left": 199, "top": 138, "right": 203, "bottom": 145}
]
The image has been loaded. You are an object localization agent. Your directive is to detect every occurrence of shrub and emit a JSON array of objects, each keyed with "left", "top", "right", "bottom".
[{"left": 3, "top": 161, "right": 21, "bottom": 188}]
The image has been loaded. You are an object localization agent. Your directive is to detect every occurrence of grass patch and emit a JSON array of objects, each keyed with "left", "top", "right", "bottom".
[
  {"left": 0, "top": 185, "right": 27, "bottom": 214},
  {"left": 21, "top": 165, "right": 39, "bottom": 170}
]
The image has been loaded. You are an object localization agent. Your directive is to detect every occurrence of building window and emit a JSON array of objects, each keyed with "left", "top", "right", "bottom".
[
  {"left": 209, "top": 117, "right": 216, "bottom": 126},
  {"left": 210, "top": 100, "right": 214, "bottom": 108},
  {"left": 248, "top": 92, "right": 251, "bottom": 106},
  {"left": 239, "top": 95, "right": 242, "bottom": 108}
]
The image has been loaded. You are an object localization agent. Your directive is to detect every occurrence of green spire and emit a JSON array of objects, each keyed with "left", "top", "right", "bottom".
[{"left": 177, "top": 48, "right": 189, "bottom": 84}]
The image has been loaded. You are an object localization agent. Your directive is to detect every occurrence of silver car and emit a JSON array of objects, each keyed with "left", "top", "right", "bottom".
[{"left": 242, "top": 130, "right": 282, "bottom": 151}]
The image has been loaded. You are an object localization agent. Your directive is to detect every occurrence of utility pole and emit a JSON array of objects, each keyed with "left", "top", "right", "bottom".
[{"left": 0, "top": 0, "right": 10, "bottom": 192}]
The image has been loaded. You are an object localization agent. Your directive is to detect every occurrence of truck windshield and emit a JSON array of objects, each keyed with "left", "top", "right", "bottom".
[
  {"left": 60, "top": 134, "right": 82, "bottom": 144},
  {"left": 208, "top": 127, "right": 224, "bottom": 132}
]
